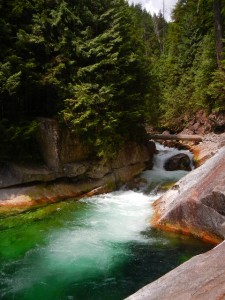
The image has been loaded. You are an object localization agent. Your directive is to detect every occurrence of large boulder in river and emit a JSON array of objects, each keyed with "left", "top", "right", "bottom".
[
  {"left": 164, "top": 153, "right": 191, "bottom": 171},
  {"left": 125, "top": 241, "right": 225, "bottom": 300},
  {"left": 152, "top": 146, "right": 225, "bottom": 244}
]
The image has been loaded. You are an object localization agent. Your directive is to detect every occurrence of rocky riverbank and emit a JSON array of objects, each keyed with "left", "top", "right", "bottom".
[
  {"left": 151, "top": 139, "right": 225, "bottom": 244},
  {"left": 125, "top": 128, "right": 225, "bottom": 300},
  {"left": 0, "top": 119, "right": 155, "bottom": 215},
  {"left": 144, "top": 127, "right": 225, "bottom": 244}
]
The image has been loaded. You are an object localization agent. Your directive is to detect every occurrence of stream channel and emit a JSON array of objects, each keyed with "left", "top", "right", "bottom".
[{"left": 0, "top": 143, "right": 212, "bottom": 300}]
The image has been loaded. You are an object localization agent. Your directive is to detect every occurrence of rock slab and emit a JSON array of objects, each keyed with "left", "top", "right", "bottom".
[
  {"left": 0, "top": 118, "right": 156, "bottom": 214},
  {"left": 152, "top": 146, "right": 225, "bottom": 244},
  {"left": 125, "top": 241, "right": 225, "bottom": 300}
]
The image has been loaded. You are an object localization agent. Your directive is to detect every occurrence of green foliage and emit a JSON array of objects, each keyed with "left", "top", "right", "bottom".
[
  {"left": 0, "top": 120, "right": 41, "bottom": 161},
  {"left": 155, "top": 0, "right": 223, "bottom": 129},
  {"left": 0, "top": 62, "right": 21, "bottom": 96},
  {"left": 208, "top": 60, "right": 225, "bottom": 111},
  {"left": 60, "top": 0, "right": 152, "bottom": 157},
  {"left": 2, "top": 0, "right": 224, "bottom": 156},
  {"left": 0, "top": 0, "right": 155, "bottom": 160}
]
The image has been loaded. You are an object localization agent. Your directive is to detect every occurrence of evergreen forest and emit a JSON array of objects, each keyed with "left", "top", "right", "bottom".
[{"left": 0, "top": 0, "right": 224, "bottom": 161}]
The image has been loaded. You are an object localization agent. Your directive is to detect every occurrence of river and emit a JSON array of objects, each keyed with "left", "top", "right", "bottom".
[{"left": 0, "top": 144, "right": 212, "bottom": 300}]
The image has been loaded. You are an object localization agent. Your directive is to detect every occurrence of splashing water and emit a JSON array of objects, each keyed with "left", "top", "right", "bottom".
[{"left": 0, "top": 144, "right": 211, "bottom": 300}]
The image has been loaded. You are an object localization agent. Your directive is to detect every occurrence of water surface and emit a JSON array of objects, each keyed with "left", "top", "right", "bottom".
[{"left": 0, "top": 144, "right": 212, "bottom": 300}]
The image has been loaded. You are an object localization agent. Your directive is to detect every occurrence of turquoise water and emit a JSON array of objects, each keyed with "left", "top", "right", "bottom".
[{"left": 0, "top": 145, "right": 212, "bottom": 300}]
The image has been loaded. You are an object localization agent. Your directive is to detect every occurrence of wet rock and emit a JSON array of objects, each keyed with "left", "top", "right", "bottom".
[
  {"left": 0, "top": 127, "right": 155, "bottom": 212},
  {"left": 164, "top": 153, "right": 191, "bottom": 171},
  {"left": 0, "top": 163, "right": 147, "bottom": 215},
  {"left": 125, "top": 241, "right": 225, "bottom": 300},
  {"left": 114, "top": 163, "right": 146, "bottom": 185},
  {"left": 0, "top": 118, "right": 155, "bottom": 212},
  {"left": 0, "top": 174, "right": 116, "bottom": 215},
  {"left": 126, "top": 177, "right": 148, "bottom": 191},
  {"left": 152, "top": 146, "right": 225, "bottom": 244}
]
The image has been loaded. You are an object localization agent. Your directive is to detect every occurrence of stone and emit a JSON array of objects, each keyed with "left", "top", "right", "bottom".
[
  {"left": 0, "top": 138, "right": 154, "bottom": 213},
  {"left": 37, "top": 118, "right": 90, "bottom": 169},
  {"left": 0, "top": 118, "right": 155, "bottom": 211},
  {"left": 59, "top": 127, "right": 90, "bottom": 164},
  {"left": 179, "top": 110, "right": 225, "bottom": 135},
  {"left": 114, "top": 163, "right": 147, "bottom": 185},
  {"left": 191, "top": 132, "right": 225, "bottom": 167},
  {"left": 0, "top": 174, "right": 116, "bottom": 215},
  {"left": 0, "top": 162, "right": 149, "bottom": 214},
  {"left": 87, "top": 161, "right": 111, "bottom": 179},
  {"left": 111, "top": 141, "right": 154, "bottom": 169},
  {"left": 164, "top": 153, "right": 191, "bottom": 171},
  {"left": 0, "top": 162, "right": 58, "bottom": 188},
  {"left": 0, "top": 162, "right": 89, "bottom": 189},
  {"left": 125, "top": 241, "right": 225, "bottom": 300},
  {"left": 152, "top": 146, "right": 225, "bottom": 244},
  {"left": 0, "top": 140, "right": 154, "bottom": 189},
  {"left": 36, "top": 118, "right": 60, "bottom": 169},
  {"left": 63, "top": 163, "right": 88, "bottom": 178},
  {"left": 209, "top": 112, "right": 225, "bottom": 132}
]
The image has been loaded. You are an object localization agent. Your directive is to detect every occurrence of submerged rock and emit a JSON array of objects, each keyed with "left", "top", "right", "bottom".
[
  {"left": 164, "top": 153, "right": 191, "bottom": 171},
  {"left": 125, "top": 241, "right": 225, "bottom": 300},
  {"left": 152, "top": 146, "right": 225, "bottom": 244}
]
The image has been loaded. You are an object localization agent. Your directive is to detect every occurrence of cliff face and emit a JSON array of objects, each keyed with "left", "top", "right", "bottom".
[
  {"left": 37, "top": 118, "right": 90, "bottom": 169},
  {"left": 0, "top": 119, "right": 155, "bottom": 214}
]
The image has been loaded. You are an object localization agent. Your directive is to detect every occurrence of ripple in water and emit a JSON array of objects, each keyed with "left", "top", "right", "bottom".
[{"left": 0, "top": 144, "right": 212, "bottom": 300}]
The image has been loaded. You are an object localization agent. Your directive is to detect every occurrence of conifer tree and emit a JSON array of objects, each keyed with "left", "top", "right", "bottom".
[
  {"left": 0, "top": 0, "right": 152, "bottom": 159},
  {"left": 61, "top": 0, "right": 151, "bottom": 157},
  {"left": 156, "top": 0, "right": 218, "bottom": 129}
]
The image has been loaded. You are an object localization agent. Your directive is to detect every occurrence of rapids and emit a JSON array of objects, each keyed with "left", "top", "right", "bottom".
[{"left": 0, "top": 144, "right": 212, "bottom": 300}]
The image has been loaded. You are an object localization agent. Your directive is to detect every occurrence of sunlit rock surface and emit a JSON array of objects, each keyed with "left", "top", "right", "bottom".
[
  {"left": 125, "top": 241, "right": 225, "bottom": 300},
  {"left": 191, "top": 133, "right": 225, "bottom": 167},
  {"left": 152, "top": 146, "right": 225, "bottom": 244}
]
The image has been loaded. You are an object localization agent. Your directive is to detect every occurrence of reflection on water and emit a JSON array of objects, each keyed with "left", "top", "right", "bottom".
[{"left": 0, "top": 144, "right": 212, "bottom": 300}]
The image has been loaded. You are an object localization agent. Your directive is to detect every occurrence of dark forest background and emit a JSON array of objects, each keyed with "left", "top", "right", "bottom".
[{"left": 0, "top": 0, "right": 224, "bottom": 160}]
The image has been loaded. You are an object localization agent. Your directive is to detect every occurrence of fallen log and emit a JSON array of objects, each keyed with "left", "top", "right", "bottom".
[{"left": 148, "top": 134, "right": 203, "bottom": 142}]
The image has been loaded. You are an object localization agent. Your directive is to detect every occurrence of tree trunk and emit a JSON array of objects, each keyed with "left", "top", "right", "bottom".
[
  {"left": 213, "top": 0, "right": 223, "bottom": 68},
  {"left": 148, "top": 134, "right": 203, "bottom": 142}
]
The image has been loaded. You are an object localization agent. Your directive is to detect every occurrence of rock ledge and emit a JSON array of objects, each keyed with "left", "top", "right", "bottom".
[{"left": 125, "top": 241, "right": 225, "bottom": 300}]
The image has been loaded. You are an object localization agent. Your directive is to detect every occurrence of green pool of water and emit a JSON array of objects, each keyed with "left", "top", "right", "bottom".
[
  {"left": 0, "top": 145, "right": 213, "bottom": 300},
  {"left": 0, "top": 189, "right": 212, "bottom": 300}
]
